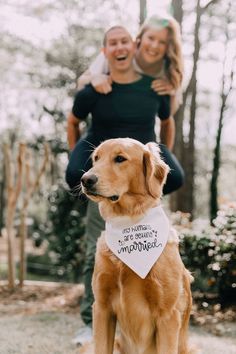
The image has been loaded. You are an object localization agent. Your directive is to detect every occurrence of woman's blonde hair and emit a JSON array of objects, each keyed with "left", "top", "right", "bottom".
[{"left": 136, "top": 14, "right": 184, "bottom": 90}]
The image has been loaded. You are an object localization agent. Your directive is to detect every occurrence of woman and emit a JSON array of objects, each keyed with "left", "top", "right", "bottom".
[{"left": 78, "top": 13, "right": 183, "bottom": 115}]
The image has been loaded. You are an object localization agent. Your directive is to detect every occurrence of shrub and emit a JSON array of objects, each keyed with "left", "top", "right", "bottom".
[
  {"left": 180, "top": 204, "right": 236, "bottom": 306},
  {"left": 31, "top": 181, "right": 86, "bottom": 282}
]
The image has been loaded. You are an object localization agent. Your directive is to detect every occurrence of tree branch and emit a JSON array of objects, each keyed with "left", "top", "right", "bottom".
[{"left": 202, "top": 0, "right": 219, "bottom": 11}]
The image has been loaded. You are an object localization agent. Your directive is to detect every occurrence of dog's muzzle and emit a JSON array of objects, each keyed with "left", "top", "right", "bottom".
[
  {"left": 81, "top": 173, "right": 98, "bottom": 191},
  {"left": 81, "top": 173, "right": 119, "bottom": 202}
]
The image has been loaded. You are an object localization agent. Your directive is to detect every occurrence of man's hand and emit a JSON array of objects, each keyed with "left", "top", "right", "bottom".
[
  {"left": 151, "top": 79, "right": 175, "bottom": 96},
  {"left": 91, "top": 74, "right": 112, "bottom": 94}
]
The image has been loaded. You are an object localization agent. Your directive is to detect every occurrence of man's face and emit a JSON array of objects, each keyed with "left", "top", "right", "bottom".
[{"left": 104, "top": 28, "right": 135, "bottom": 73}]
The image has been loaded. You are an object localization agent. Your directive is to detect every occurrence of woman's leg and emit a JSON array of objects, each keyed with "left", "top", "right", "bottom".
[
  {"left": 66, "top": 138, "right": 94, "bottom": 189},
  {"left": 159, "top": 144, "right": 185, "bottom": 195}
]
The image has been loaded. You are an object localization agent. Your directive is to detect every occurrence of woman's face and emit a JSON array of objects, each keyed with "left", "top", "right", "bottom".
[{"left": 137, "top": 27, "right": 169, "bottom": 65}]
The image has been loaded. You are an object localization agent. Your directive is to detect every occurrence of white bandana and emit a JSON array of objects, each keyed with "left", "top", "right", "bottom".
[{"left": 105, "top": 205, "right": 170, "bottom": 279}]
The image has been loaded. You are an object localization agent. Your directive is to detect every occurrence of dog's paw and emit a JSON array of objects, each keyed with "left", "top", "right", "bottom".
[
  {"left": 78, "top": 340, "right": 121, "bottom": 354},
  {"left": 188, "top": 344, "right": 202, "bottom": 354}
]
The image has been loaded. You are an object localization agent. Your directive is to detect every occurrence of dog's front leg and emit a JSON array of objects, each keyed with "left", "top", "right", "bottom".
[
  {"left": 156, "top": 309, "right": 181, "bottom": 354},
  {"left": 93, "top": 301, "right": 117, "bottom": 354}
]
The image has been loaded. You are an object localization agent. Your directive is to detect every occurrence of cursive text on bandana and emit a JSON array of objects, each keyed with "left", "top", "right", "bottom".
[{"left": 105, "top": 205, "right": 170, "bottom": 279}]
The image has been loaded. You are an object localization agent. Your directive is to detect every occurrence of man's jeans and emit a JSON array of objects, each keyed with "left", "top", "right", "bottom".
[{"left": 80, "top": 200, "right": 105, "bottom": 326}]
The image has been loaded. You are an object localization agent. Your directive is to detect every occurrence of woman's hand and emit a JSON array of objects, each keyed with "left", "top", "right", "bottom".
[
  {"left": 91, "top": 74, "right": 112, "bottom": 94},
  {"left": 151, "top": 79, "right": 175, "bottom": 96}
]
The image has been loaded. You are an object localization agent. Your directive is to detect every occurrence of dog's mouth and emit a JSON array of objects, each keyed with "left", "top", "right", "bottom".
[
  {"left": 84, "top": 189, "right": 119, "bottom": 202},
  {"left": 81, "top": 174, "right": 120, "bottom": 202}
]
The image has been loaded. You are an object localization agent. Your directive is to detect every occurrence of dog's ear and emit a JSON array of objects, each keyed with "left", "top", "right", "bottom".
[{"left": 143, "top": 143, "right": 170, "bottom": 198}]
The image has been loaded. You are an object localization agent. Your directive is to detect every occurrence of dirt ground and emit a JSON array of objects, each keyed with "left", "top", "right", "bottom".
[{"left": 0, "top": 281, "right": 236, "bottom": 354}]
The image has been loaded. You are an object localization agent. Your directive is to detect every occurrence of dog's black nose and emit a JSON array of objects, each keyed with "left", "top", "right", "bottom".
[{"left": 81, "top": 174, "right": 98, "bottom": 189}]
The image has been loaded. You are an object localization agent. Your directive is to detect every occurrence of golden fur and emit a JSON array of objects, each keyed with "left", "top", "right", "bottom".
[{"left": 80, "top": 138, "right": 193, "bottom": 354}]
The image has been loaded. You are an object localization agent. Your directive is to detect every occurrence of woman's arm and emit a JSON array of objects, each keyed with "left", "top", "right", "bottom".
[
  {"left": 91, "top": 74, "right": 112, "bottom": 94},
  {"left": 151, "top": 78, "right": 175, "bottom": 96},
  {"left": 77, "top": 52, "right": 112, "bottom": 93},
  {"left": 77, "top": 70, "right": 112, "bottom": 94},
  {"left": 151, "top": 80, "right": 182, "bottom": 115},
  {"left": 78, "top": 71, "right": 112, "bottom": 94},
  {"left": 77, "top": 69, "right": 93, "bottom": 90}
]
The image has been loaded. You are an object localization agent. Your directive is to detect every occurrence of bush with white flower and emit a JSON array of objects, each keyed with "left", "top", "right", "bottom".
[{"left": 179, "top": 204, "right": 236, "bottom": 305}]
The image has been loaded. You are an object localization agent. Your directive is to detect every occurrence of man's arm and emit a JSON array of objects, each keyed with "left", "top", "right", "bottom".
[
  {"left": 67, "top": 112, "right": 81, "bottom": 151},
  {"left": 160, "top": 116, "right": 175, "bottom": 152}
]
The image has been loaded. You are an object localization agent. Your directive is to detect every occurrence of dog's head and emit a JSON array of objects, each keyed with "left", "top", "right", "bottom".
[{"left": 81, "top": 138, "right": 169, "bottom": 218}]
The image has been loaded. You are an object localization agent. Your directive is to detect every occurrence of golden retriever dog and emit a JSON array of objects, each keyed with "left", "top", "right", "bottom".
[{"left": 80, "top": 138, "right": 193, "bottom": 354}]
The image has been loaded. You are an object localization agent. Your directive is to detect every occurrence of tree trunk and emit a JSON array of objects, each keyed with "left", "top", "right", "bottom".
[
  {"left": 210, "top": 2, "right": 234, "bottom": 223},
  {"left": 170, "top": 0, "right": 184, "bottom": 212},
  {"left": 19, "top": 209, "right": 27, "bottom": 287},
  {"left": 0, "top": 176, "right": 5, "bottom": 233},
  {"left": 139, "top": 0, "right": 146, "bottom": 25},
  {"left": 170, "top": 0, "right": 218, "bottom": 215},
  {"left": 171, "top": 0, "right": 183, "bottom": 25},
  {"left": 4, "top": 143, "right": 25, "bottom": 289},
  {"left": 6, "top": 207, "right": 16, "bottom": 289},
  {"left": 171, "top": 1, "right": 201, "bottom": 216},
  {"left": 210, "top": 102, "right": 225, "bottom": 223}
]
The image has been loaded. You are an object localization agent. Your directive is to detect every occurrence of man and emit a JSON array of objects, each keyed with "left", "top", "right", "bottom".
[{"left": 66, "top": 26, "right": 184, "bottom": 345}]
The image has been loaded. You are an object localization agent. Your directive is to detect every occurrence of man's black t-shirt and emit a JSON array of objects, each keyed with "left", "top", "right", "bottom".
[{"left": 72, "top": 75, "right": 170, "bottom": 145}]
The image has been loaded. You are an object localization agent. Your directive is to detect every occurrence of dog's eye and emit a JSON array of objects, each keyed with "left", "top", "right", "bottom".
[
  {"left": 94, "top": 155, "right": 99, "bottom": 162},
  {"left": 114, "top": 155, "right": 127, "bottom": 163}
]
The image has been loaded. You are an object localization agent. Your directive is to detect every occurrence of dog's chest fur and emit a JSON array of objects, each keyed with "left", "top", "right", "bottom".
[{"left": 93, "top": 234, "right": 185, "bottom": 352}]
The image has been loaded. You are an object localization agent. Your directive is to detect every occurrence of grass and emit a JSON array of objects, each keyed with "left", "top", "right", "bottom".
[{"left": 0, "top": 263, "right": 68, "bottom": 283}]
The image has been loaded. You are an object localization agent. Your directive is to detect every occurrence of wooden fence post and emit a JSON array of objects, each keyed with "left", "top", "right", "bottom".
[
  {"left": 4, "top": 143, "right": 25, "bottom": 289},
  {"left": 19, "top": 143, "right": 49, "bottom": 287}
]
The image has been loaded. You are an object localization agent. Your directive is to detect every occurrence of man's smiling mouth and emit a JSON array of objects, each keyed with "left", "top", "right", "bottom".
[{"left": 116, "top": 55, "right": 127, "bottom": 61}]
